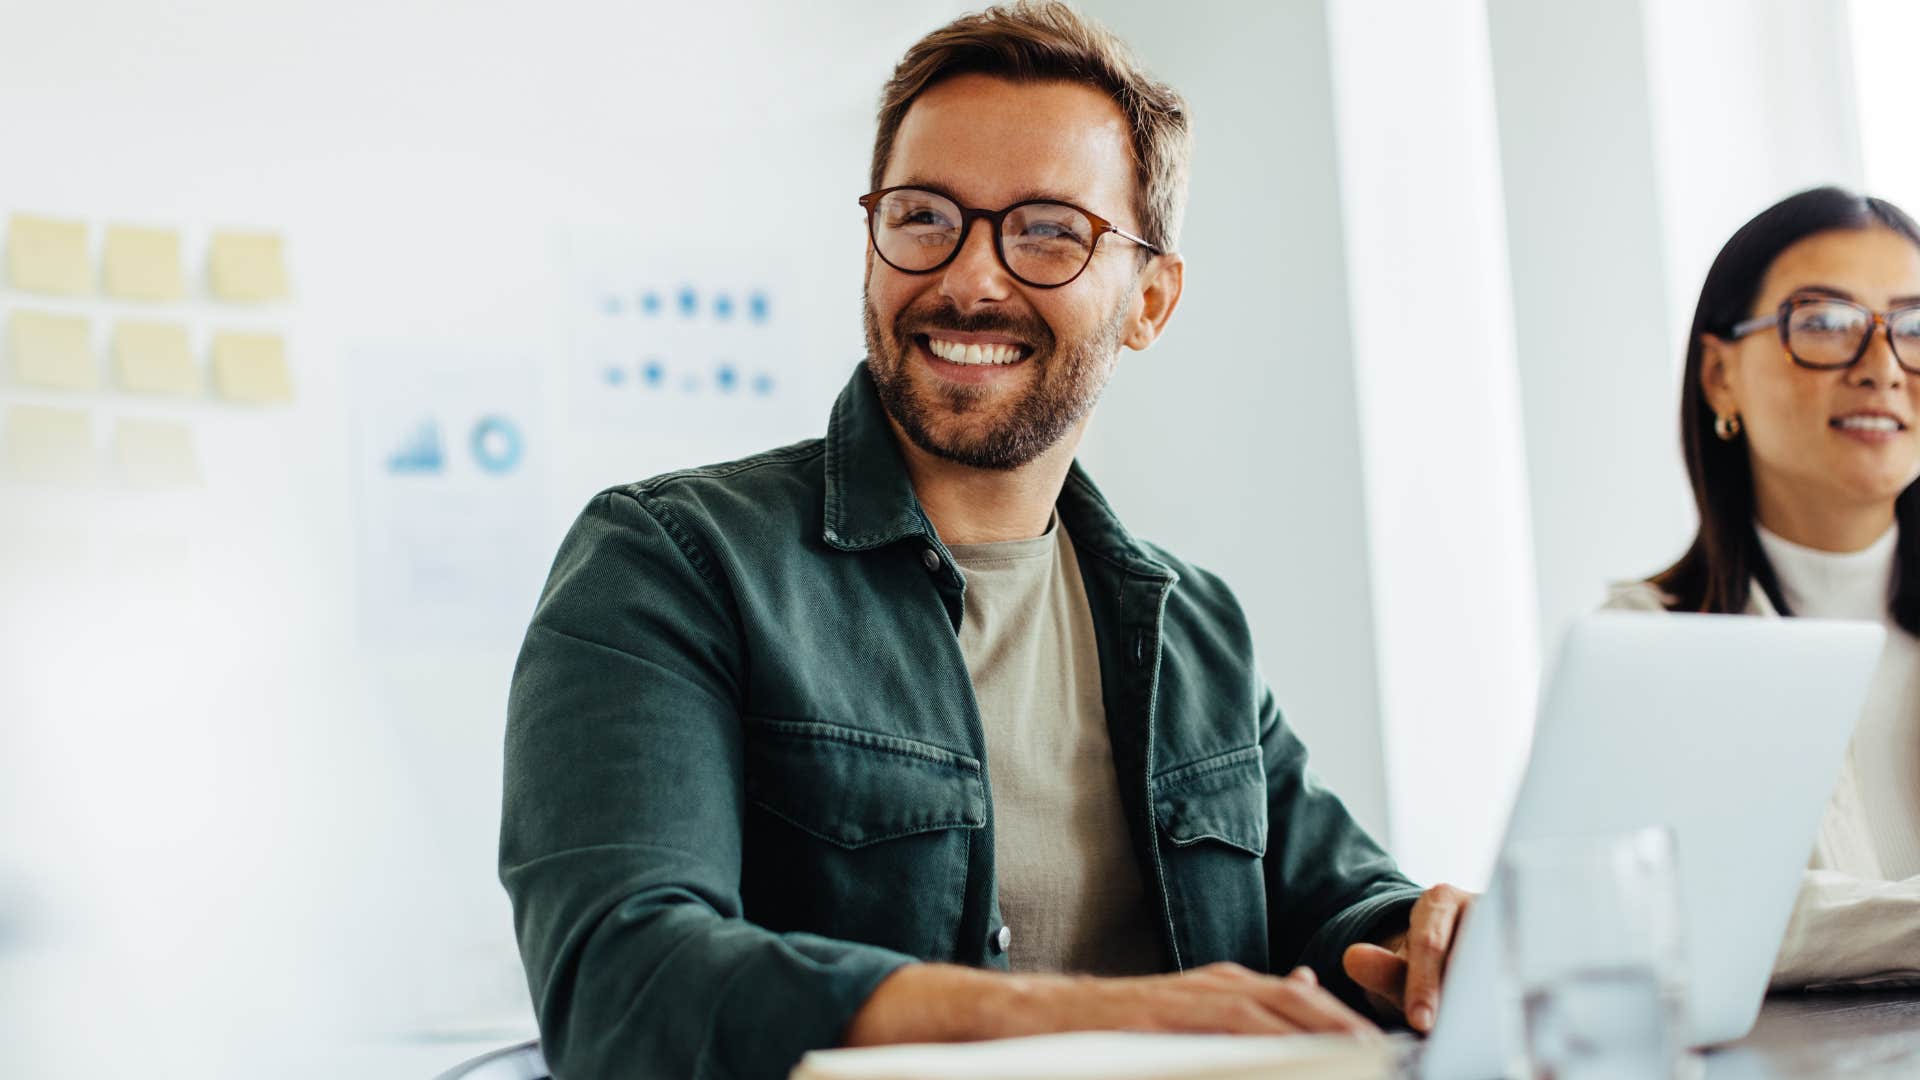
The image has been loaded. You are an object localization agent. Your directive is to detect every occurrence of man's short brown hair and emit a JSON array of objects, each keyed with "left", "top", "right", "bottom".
[{"left": 870, "top": 1, "right": 1192, "bottom": 255}]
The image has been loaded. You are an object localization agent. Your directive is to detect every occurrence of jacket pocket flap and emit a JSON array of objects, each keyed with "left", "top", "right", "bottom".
[
  {"left": 1152, "top": 746, "right": 1268, "bottom": 857},
  {"left": 746, "top": 718, "right": 986, "bottom": 849}
]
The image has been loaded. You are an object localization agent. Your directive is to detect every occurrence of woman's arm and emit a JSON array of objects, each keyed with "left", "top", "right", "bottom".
[{"left": 1771, "top": 869, "right": 1920, "bottom": 989}]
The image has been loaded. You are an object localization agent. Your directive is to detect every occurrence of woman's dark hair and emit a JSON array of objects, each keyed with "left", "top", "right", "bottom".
[{"left": 1652, "top": 185, "right": 1920, "bottom": 630}]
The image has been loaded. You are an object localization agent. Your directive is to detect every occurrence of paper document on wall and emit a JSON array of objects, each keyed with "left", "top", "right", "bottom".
[
  {"left": 113, "top": 320, "right": 199, "bottom": 396},
  {"left": 6, "top": 213, "right": 92, "bottom": 295},
  {"left": 350, "top": 347, "right": 551, "bottom": 648},
  {"left": 3, "top": 404, "right": 95, "bottom": 486},
  {"left": 103, "top": 224, "right": 187, "bottom": 301},
  {"left": 211, "top": 330, "right": 292, "bottom": 403},
  {"left": 554, "top": 226, "right": 838, "bottom": 458},
  {"left": 113, "top": 417, "right": 200, "bottom": 488},
  {"left": 789, "top": 1032, "right": 1396, "bottom": 1080},
  {"left": 207, "top": 229, "right": 290, "bottom": 301},
  {"left": 8, "top": 309, "right": 98, "bottom": 391}
]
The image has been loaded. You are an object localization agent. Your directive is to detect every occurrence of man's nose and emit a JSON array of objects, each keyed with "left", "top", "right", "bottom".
[{"left": 940, "top": 217, "right": 1015, "bottom": 309}]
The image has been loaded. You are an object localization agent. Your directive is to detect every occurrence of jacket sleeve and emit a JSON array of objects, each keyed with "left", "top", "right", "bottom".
[
  {"left": 499, "top": 491, "right": 914, "bottom": 1080},
  {"left": 1770, "top": 869, "right": 1920, "bottom": 989},
  {"left": 1256, "top": 680, "right": 1424, "bottom": 1012}
]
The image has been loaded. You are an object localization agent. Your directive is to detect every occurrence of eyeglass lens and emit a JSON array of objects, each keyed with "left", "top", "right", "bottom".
[
  {"left": 1786, "top": 298, "right": 1920, "bottom": 368},
  {"left": 869, "top": 188, "right": 1098, "bottom": 287}
]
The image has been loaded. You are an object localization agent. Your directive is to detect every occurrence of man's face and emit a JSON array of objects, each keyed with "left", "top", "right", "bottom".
[{"left": 864, "top": 73, "right": 1152, "bottom": 471}]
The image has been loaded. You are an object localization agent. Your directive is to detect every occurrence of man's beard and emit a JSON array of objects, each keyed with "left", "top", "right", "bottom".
[{"left": 863, "top": 285, "right": 1128, "bottom": 472}]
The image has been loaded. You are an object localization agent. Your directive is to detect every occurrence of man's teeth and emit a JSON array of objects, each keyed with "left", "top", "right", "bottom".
[
  {"left": 1834, "top": 416, "right": 1903, "bottom": 432},
  {"left": 928, "top": 338, "right": 1024, "bottom": 366}
]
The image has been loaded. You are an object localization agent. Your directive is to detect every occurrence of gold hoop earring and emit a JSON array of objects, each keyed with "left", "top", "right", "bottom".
[{"left": 1715, "top": 413, "right": 1743, "bottom": 441}]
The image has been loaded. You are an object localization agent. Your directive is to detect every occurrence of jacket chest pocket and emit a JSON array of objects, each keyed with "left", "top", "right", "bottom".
[
  {"left": 740, "top": 718, "right": 984, "bottom": 960},
  {"left": 1152, "top": 746, "right": 1269, "bottom": 967}
]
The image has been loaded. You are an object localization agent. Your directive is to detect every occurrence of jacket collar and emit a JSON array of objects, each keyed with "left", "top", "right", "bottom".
[
  {"left": 820, "top": 363, "right": 1177, "bottom": 583},
  {"left": 1057, "top": 461, "right": 1178, "bottom": 584},
  {"left": 821, "top": 364, "right": 931, "bottom": 551}
]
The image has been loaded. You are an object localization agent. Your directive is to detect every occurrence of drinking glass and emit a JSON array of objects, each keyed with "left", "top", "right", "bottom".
[{"left": 1499, "top": 826, "right": 1694, "bottom": 1080}]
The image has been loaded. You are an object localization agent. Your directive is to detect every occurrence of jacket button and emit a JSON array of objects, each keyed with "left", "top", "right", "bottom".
[
  {"left": 992, "top": 925, "right": 1012, "bottom": 954},
  {"left": 921, "top": 548, "right": 941, "bottom": 573}
]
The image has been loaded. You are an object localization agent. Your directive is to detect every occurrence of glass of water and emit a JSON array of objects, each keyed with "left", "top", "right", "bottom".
[{"left": 1499, "top": 825, "right": 1691, "bottom": 1080}]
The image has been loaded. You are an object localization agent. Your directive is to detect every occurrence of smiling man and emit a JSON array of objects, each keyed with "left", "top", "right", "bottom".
[{"left": 500, "top": 4, "right": 1466, "bottom": 1078}]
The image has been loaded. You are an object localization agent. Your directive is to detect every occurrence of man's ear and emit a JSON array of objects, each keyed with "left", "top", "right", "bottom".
[
  {"left": 1700, "top": 333, "right": 1741, "bottom": 419},
  {"left": 1123, "top": 254, "right": 1184, "bottom": 351}
]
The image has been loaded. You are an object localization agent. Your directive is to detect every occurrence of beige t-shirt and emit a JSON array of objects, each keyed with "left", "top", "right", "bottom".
[{"left": 948, "top": 519, "right": 1165, "bottom": 975}]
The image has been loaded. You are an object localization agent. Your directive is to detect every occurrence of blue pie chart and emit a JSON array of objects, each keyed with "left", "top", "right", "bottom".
[{"left": 471, "top": 415, "right": 525, "bottom": 475}]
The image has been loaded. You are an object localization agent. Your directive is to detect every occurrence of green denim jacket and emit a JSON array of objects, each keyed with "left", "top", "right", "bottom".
[{"left": 500, "top": 364, "right": 1422, "bottom": 1080}]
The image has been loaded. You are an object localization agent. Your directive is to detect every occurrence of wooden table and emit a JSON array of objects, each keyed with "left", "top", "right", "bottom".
[{"left": 1703, "top": 991, "right": 1920, "bottom": 1077}]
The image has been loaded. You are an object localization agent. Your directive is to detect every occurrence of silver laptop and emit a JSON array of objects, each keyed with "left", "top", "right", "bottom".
[{"left": 1420, "top": 612, "right": 1884, "bottom": 1079}]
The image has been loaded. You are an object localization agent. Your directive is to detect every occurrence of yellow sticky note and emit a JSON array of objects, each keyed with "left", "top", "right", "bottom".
[
  {"left": 103, "top": 224, "right": 186, "bottom": 301},
  {"left": 113, "top": 417, "right": 201, "bottom": 489},
  {"left": 113, "top": 320, "right": 199, "bottom": 396},
  {"left": 208, "top": 230, "right": 289, "bottom": 302},
  {"left": 8, "top": 309, "right": 99, "bottom": 391},
  {"left": 6, "top": 214, "right": 92, "bottom": 296},
  {"left": 211, "top": 330, "right": 293, "bottom": 403},
  {"left": 3, "top": 404, "right": 96, "bottom": 486}
]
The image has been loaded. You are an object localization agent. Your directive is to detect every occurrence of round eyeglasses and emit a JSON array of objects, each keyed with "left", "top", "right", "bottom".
[
  {"left": 1729, "top": 295, "right": 1920, "bottom": 374},
  {"left": 858, "top": 185, "right": 1163, "bottom": 289}
]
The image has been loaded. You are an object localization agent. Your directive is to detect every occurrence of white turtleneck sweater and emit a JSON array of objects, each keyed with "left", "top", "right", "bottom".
[
  {"left": 1755, "top": 525, "right": 1920, "bottom": 881},
  {"left": 1606, "top": 523, "right": 1920, "bottom": 988}
]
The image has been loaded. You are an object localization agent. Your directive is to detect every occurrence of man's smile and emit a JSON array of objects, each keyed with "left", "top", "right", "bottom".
[
  {"left": 910, "top": 332, "right": 1036, "bottom": 385},
  {"left": 925, "top": 336, "right": 1028, "bottom": 365}
]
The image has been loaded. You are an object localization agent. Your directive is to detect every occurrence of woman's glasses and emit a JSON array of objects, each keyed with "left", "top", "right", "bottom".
[{"left": 1730, "top": 295, "right": 1920, "bottom": 374}]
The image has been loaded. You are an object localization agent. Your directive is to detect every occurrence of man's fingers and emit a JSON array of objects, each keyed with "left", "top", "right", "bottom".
[
  {"left": 1149, "top": 973, "right": 1306, "bottom": 1036},
  {"left": 1095, "top": 965, "right": 1392, "bottom": 1037},
  {"left": 1210, "top": 998, "right": 1306, "bottom": 1036},
  {"left": 1342, "top": 942, "right": 1407, "bottom": 1005},
  {"left": 1403, "top": 885, "right": 1469, "bottom": 1032},
  {"left": 1248, "top": 974, "right": 1379, "bottom": 1035}
]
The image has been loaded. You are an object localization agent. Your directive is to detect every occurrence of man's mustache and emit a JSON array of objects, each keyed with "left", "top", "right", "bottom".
[{"left": 896, "top": 305, "right": 1053, "bottom": 348}]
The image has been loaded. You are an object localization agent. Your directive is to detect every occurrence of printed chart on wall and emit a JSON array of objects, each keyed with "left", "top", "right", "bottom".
[
  {"left": 350, "top": 349, "right": 548, "bottom": 650},
  {"left": 554, "top": 226, "right": 836, "bottom": 448}
]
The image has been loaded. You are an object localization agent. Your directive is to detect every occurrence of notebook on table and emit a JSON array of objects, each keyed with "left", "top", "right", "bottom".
[{"left": 790, "top": 1031, "right": 1396, "bottom": 1080}]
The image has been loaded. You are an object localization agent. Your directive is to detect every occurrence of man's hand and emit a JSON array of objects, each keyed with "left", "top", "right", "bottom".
[
  {"left": 843, "top": 961, "right": 1379, "bottom": 1047},
  {"left": 1341, "top": 883, "right": 1475, "bottom": 1033},
  {"left": 1067, "top": 963, "right": 1380, "bottom": 1036}
]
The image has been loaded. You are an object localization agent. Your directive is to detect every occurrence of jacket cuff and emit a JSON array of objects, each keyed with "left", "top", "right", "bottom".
[
  {"left": 708, "top": 939, "right": 918, "bottom": 1077},
  {"left": 1300, "top": 886, "right": 1424, "bottom": 1014}
]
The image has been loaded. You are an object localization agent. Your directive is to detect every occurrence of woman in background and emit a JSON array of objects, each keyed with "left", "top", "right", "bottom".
[{"left": 1608, "top": 186, "right": 1920, "bottom": 987}]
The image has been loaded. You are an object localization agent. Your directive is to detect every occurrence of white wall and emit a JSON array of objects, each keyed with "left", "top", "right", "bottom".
[
  {"left": 1853, "top": 0, "right": 1920, "bottom": 210},
  {"left": 0, "top": 3, "right": 962, "bottom": 1076},
  {"left": 1485, "top": 0, "right": 1695, "bottom": 662},
  {"left": 1644, "top": 0, "right": 1865, "bottom": 366},
  {"left": 1325, "top": 0, "right": 1539, "bottom": 889}
]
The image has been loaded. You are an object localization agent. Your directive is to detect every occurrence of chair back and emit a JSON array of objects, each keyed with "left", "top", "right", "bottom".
[{"left": 432, "top": 1039, "right": 548, "bottom": 1080}]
